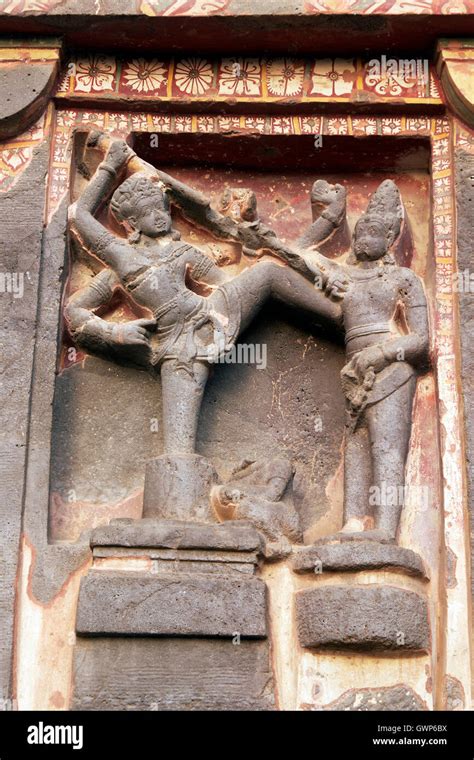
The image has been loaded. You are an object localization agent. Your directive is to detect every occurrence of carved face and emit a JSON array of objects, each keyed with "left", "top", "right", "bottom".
[
  {"left": 111, "top": 176, "right": 173, "bottom": 239},
  {"left": 132, "top": 206, "right": 172, "bottom": 238},
  {"left": 353, "top": 216, "right": 388, "bottom": 261}
]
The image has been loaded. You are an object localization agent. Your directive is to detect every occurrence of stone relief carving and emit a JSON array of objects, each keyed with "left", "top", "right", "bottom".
[
  {"left": 210, "top": 458, "right": 301, "bottom": 548},
  {"left": 65, "top": 132, "right": 429, "bottom": 552},
  {"left": 325, "top": 180, "right": 430, "bottom": 544}
]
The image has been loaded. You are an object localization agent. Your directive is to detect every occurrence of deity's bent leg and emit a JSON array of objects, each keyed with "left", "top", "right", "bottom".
[
  {"left": 160, "top": 358, "right": 210, "bottom": 455},
  {"left": 342, "top": 421, "right": 372, "bottom": 532},
  {"left": 209, "top": 261, "right": 342, "bottom": 336},
  {"left": 366, "top": 376, "right": 416, "bottom": 540},
  {"left": 263, "top": 262, "right": 341, "bottom": 326}
]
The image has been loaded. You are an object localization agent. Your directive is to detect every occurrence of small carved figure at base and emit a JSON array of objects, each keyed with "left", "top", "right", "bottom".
[{"left": 210, "top": 458, "right": 302, "bottom": 545}]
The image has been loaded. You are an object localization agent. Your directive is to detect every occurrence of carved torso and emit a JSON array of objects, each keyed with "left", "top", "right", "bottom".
[
  {"left": 342, "top": 264, "right": 422, "bottom": 357},
  {"left": 125, "top": 241, "right": 209, "bottom": 326}
]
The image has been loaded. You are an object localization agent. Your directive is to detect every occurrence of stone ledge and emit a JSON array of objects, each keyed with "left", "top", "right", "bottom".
[
  {"left": 93, "top": 546, "right": 258, "bottom": 563},
  {"left": 76, "top": 570, "right": 267, "bottom": 638},
  {"left": 90, "top": 518, "right": 262, "bottom": 553},
  {"left": 296, "top": 585, "right": 430, "bottom": 652},
  {"left": 291, "top": 541, "right": 428, "bottom": 579}
]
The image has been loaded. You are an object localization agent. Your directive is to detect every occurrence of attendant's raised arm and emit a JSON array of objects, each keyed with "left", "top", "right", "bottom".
[{"left": 297, "top": 181, "right": 349, "bottom": 252}]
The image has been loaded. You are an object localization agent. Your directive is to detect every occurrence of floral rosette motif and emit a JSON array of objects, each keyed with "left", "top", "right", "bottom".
[
  {"left": 122, "top": 59, "right": 167, "bottom": 94},
  {"left": 266, "top": 59, "right": 305, "bottom": 97},
  {"left": 174, "top": 58, "right": 214, "bottom": 96}
]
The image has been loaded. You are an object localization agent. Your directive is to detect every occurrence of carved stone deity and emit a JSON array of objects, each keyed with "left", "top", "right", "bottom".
[
  {"left": 66, "top": 133, "right": 429, "bottom": 548},
  {"left": 66, "top": 133, "right": 345, "bottom": 538},
  {"left": 310, "top": 180, "right": 430, "bottom": 544}
]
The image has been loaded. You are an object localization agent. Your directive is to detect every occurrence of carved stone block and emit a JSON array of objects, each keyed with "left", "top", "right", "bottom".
[
  {"left": 76, "top": 571, "right": 267, "bottom": 638},
  {"left": 90, "top": 517, "right": 261, "bottom": 552},
  {"left": 72, "top": 637, "right": 275, "bottom": 711},
  {"left": 296, "top": 585, "right": 429, "bottom": 651},
  {"left": 90, "top": 518, "right": 262, "bottom": 575}
]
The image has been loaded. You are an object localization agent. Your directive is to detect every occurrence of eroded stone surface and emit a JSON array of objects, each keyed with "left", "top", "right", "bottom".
[
  {"left": 296, "top": 585, "right": 430, "bottom": 651},
  {"left": 72, "top": 637, "right": 275, "bottom": 711},
  {"left": 76, "top": 571, "right": 267, "bottom": 637},
  {"left": 0, "top": 141, "right": 50, "bottom": 696},
  {"left": 311, "top": 685, "right": 428, "bottom": 711},
  {"left": 51, "top": 356, "right": 160, "bottom": 509},
  {"left": 455, "top": 149, "right": 474, "bottom": 603},
  {"left": 443, "top": 675, "right": 465, "bottom": 711},
  {"left": 291, "top": 541, "right": 428, "bottom": 579}
]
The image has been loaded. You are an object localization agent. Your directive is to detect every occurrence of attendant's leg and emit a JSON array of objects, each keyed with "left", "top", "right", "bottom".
[
  {"left": 341, "top": 419, "right": 373, "bottom": 532},
  {"left": 366, "top": 377, "right": 416, "bottom": 541},
  {"left": 160, "top": 359, "right": 209, "bottom": 454}
]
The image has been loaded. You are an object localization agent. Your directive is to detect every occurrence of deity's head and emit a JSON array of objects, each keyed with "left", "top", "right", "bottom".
[
  {"left": 110, "top": 173, "right": 172, "bottom": 241},
  {"left": 351, "top": 179, "right": 402, "bottom": 264}
]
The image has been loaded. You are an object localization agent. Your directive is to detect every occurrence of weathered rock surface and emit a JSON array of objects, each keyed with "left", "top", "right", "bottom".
[
  {"left": 72, "top": 637, "right": 275, "bottom": 711},
  {"left": 296, "top": 585, "right": 430, "bottom": 651},
  {"left": 77, "top": 571, "right": 267, "bottom": 638},
  {"left": 292, "top": 541, "right": 428, "bottom": 579}
]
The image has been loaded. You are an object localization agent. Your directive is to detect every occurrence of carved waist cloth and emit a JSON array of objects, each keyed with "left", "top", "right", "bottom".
[
  {"left": 345, "top": 321, "right": 392, "bottom": 344},
  {"left": 150, "top": 283, "right": 241, "bottom": 369},
  {"left": 365, "top": 361, "right": 415, "bottom": 406},
  {"left": 343, "top": 361, "right": 416, "bottom": 432}
]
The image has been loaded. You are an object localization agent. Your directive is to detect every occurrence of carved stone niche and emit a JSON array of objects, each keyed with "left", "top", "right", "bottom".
[
  {"left": 46, "top": 127, "right": 441, "bottom": 710},
  {"left": 53, "top": 131, "right": 432, "bottom": 542}
]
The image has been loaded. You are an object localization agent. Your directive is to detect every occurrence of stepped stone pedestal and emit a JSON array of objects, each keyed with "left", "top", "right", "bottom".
[{"left": 72, "top": 518, "right": 275, "bottom": 711}]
